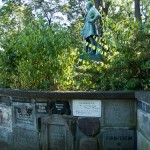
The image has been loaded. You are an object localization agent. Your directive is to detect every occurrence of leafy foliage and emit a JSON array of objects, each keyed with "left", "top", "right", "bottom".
[
  {"left": 0, "top": 1, "right": 78, "bottom": 90},
  {"left": 0, "top": 0, "right": 149, "bottom": 91}
]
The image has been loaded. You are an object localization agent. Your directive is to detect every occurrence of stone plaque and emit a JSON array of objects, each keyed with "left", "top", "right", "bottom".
[
  {"left": 103, "top": 130, "right": 135, "bottom": 150},
  {"left": 103, "top": 101, "right": 136, "bottom": 126},
  {"left": 79, "top": 138, "right": 99, "bottom": 150},
  {"left": 41, "top": 114, "right": 73, "bottom": 150},
  {"left": 73, "top": 100, "right": 101, "bottom": 117},
  {"left": 13, "top": 127, "right": 39, "bottom": 150},
  {"left": 78, "top": 118, "right": 100, "bottom": 136},
  {"left": 50, "top": 101, "right": 71, "bottom": 115},
  {"left": 13, "top": 102, "right": 36, "bottom": 130},
  {"left": 36, "top": 102, "right": 48, "bottom": 114},
  {"left": 48, "top": 125, "right": 66, "bottom": 150},
  {"left": 0, "top": 104, "right": 12, "bottom": 132}
]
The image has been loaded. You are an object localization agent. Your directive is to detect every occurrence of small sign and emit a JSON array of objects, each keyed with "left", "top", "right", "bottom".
[
  {"left": 36, "top": 103, "right": 48, "bottom": 114},
  {"left": 73, "top": 100, "right": 101, "bottom": 117},
  {"left": 50, "top": 101, "right": 71, "bottom": 115}
]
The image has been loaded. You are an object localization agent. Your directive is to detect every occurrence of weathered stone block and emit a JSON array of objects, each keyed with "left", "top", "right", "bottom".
[
  {"left": 0, "top": 96, "right": 12, "bottom": 106},
  {"left": 103, "top": 100, "right": 136, "bottom": 127},
  {"left": 12, "top": 127, "right": 39, "bottom": 150},
  {"left": 102, "top": 129, "right": 135, "bottom": 150},
  {"left": 78, "top": 118, "right": 100, "bottom": 136},
  {"left": 137, "top": 108, "right": 150, "bottom": 141},
  {"left": 79, "top": 138, "right": 99, "bottom": 150},
  {"left": 41, "top": 114, "right": 73, "bottom": 150},
  {"left": 0, "top": 104, "right": 12, "bottom": 132},
  {"left": 13, "top": 102, "right": 36, "bottom": 130},
  {"left": 0, "top": 129, "right": 12, "bottom": 150},
  {"left": 137, "top": 131, "right": 150, "bottom": 150}
]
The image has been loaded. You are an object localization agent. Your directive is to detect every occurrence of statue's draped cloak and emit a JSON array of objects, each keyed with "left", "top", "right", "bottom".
[{"left": 81, "top": 7, "right": 100, "bottom": 39}]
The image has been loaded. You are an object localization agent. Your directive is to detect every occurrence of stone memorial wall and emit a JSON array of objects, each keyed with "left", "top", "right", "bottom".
[
  {"left": 0, "top": 89, "right": 149, "bottom": 150},
  {"left": 136, "top": 92, "right": 150, "bottom": 150}
]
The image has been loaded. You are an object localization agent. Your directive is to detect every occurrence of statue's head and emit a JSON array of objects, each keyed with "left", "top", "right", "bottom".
[{"left": 86, "top": 1, "right": 93, "bottom": 10}]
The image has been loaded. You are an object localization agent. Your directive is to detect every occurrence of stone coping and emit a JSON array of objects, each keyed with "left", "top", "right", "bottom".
[
  {"left": 0, "top": 88, "right": 149, "bottom": 100},
  {"left": 0, "top": 88, "right": 140, "bottom": 100}
]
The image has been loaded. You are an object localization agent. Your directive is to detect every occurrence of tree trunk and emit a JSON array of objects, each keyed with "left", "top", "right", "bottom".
[
  {"left": 94, "top": 0, "right": 102, "bottom": 10},
  {"left": 94, "top": 0, "right": 110, "bottom": 15},
  {"left": 103, "top": 2, "right": 111, "bottom": 15},
  {"left": 134, "top": 0, "right": 142, "bottom": 21}
]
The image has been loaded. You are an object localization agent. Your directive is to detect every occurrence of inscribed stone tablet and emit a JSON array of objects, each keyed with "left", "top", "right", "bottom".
[
  {"left": 41, "top": 114, "right": 73, "bottom": 150},
  {"left": 0, "top": 104, "right": 12, "bottom": 132},
  {"left": 103, "top": 101, "right": 136, "bottom": 126},
  {"left": 103, "top": 130, "right": 135, "bottom": 150},
  {"left": 13, "top": 128, "right": 39, "bottom": 150},
  {"left": 48, "top": 125, "right": 66, "bottom": 150},
  {"left": 73, "top": 100, "right": 101, "bottom": 117}
]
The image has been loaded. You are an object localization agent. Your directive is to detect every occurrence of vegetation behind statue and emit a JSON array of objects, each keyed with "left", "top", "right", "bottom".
[{"left": 0, "top": 0, "right": 149, "bottom": 91}]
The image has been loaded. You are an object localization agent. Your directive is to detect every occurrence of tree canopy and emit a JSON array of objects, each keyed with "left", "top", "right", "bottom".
[{"left": 0, "top": 0, "right": 149, "bottom": 91}]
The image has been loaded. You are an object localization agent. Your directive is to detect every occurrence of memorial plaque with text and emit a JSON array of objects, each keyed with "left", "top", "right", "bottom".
[
  {"left": 103, "top": 130, "right": 135, "bottom": 150},
  {"left": 36, "top": 102, "right": 48, "bottom": 114},
  {"left": 0, "top": 104, "right": 12, "bottom": 132},
  {"left": 73, "top": 100, "right": 101, "bottom": 117},
  {"left": 50, "top": 101, "right": 71, "bottom": 115}
]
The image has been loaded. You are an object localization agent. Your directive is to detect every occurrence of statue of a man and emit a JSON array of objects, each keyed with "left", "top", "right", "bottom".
[{"left": 81, "top": 1, "right": 101, "bottom": 55}]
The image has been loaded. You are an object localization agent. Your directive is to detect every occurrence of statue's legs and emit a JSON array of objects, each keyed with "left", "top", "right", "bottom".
[
  {"left": 85, "top": 36, "right": 98, "bottom": 55},
  {"left": 88, "top": 36, "right": 96, "bottom": 55},
  {"left": 85, "top": 38, "right": 90, "bottom": 53}
]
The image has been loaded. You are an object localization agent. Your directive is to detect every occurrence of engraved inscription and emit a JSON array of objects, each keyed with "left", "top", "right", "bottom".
[
  {"left": 48, "top": 125, "right": 66, "bottom": 150},
  {"left": 51, "top": 101, "right": 71, "bottom": 115},
  {"left": 103, "top": 130, "right": 135, "bottom": 150},
  {"left": 36, "top": 103, "right": 47, "bottom": 114},
  {"left": 0, "top": 105, "right": 12, "bottom": 132}
]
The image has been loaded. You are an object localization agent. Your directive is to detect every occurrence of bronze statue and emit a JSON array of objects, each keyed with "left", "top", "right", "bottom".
[{"left": 80, "top": 1, "right": 101, "bottom": 55}]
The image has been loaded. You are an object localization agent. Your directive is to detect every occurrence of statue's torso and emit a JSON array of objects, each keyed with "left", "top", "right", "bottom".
[{"left": 82, "top": 7, "right": 99, "bottom": 38}]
